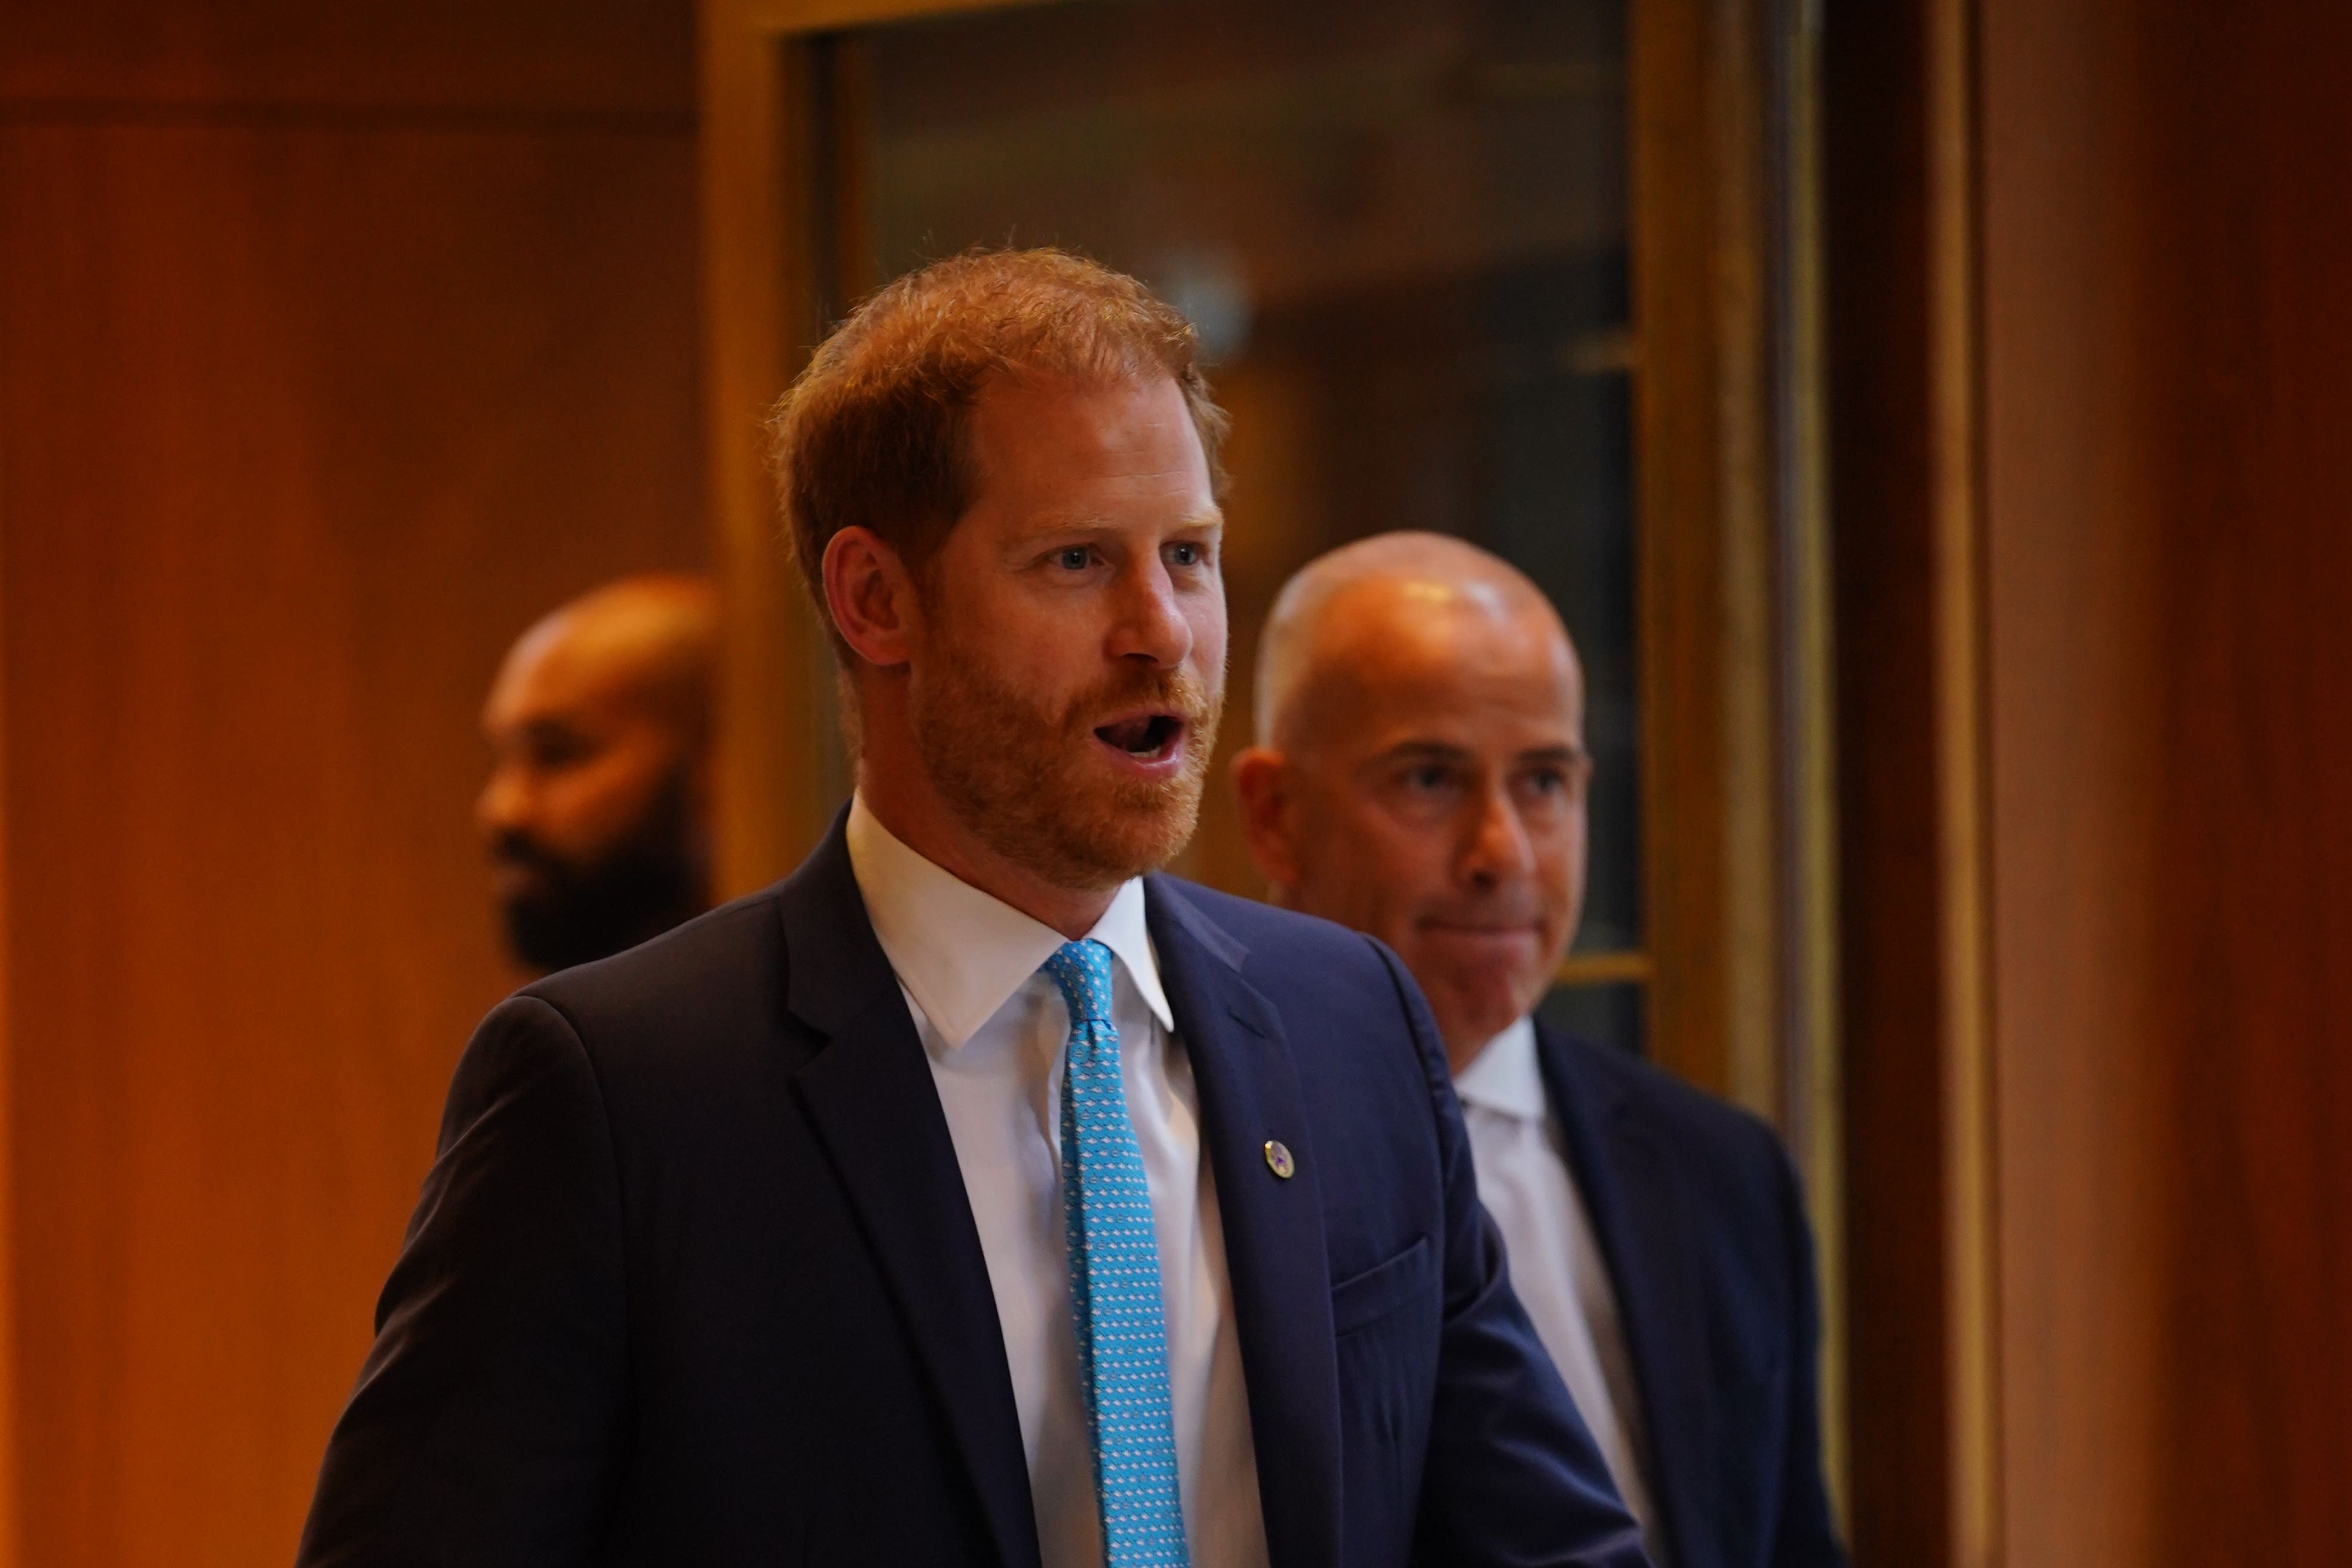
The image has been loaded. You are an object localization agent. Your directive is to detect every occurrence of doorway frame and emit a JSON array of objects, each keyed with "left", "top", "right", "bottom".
[{"left": 694, "top": 0, "right": 1849, "bottom": 1507}]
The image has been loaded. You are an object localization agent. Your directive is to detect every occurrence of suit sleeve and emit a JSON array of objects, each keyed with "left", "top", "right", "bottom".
[
  {"left": 296, "top": 994, "right": 630, "bottom": 1567},
  {"left": 1365, "top": 941, "right": 1652, "bottom": 1568},
  {"left": 1762, "top": 1131, "right": 1851, "bottom": 1568}
]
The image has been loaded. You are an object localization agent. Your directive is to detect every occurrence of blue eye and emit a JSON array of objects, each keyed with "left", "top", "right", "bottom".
[
  {"left": 1055, "top": 547, "right": 1090, "bottom": 570},
  {"left": 1168, "top": 541, "right": 1201, "bottom": 567}
]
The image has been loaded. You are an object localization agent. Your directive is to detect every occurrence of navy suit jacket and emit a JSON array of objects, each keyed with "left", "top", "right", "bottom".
[
  {"left": 1533, "top": 1024, "right": 1846, "bottom": 1568},
  {"left": 296, "top": 820, "right": 1649, "bottom": 1568}
]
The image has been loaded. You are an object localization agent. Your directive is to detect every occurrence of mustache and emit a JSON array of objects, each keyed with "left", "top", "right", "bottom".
[
  {"left": 489, "top": 831, "right": 574, "bottom": 878},
  {"left": 1065, "top": 664, "right": 1219, "bottom": 728}
]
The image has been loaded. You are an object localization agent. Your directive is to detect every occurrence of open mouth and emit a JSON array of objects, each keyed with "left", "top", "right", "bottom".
[{"left": 1093, "top": 711, "right": 1185, "bottom": 762}]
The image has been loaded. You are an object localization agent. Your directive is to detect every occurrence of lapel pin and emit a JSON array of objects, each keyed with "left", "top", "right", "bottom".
[{"left": 1263, "top": 1139, "right": 1295, "bottom": 1179}]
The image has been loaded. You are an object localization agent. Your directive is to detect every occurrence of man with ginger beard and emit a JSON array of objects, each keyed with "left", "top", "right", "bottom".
[
  {"left": 1232, "top": 533, "right": 1846, "bottom": 1568},
  {"left": 476, "top": 574, "right": 719, "bottom": 975},
  {"left": 298, "top": 252, "right": 1649, "bottom": 1568}
]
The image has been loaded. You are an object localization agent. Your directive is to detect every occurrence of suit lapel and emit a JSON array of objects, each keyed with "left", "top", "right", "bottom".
[
  {"left": 781, "top": 821, "right": 1041, "bottom": 1568},
  {"left": 1538, "top": 1023, "right": 1718, "bottom": 1568},
  {"left": 1147, "top": 879, "right": 1342, "bottom": 1568}
]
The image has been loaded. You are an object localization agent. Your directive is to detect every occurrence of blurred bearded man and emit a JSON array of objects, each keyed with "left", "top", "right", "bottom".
[
  {"left": 1233, "top": 533, "right": 1847, "bottom": 1568},
  {"left": 299, "top": 252, "right": 1649, "bottom": 1568},
  {"left": 476, "top": 574, "right": 719, "bottom": 975}
]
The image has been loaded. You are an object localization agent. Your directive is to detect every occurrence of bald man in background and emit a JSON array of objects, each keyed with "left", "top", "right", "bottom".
[
  {"left": 477, "top": 573, "right": 719, "bottom": 975},
  {"left": 1233, "top": 533, "right": 1846, "bottom": 1568}
]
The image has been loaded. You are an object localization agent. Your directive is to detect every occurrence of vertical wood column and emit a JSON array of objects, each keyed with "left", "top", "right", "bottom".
[
  {"left": 1823, "top": 0, "right": 1997, "bottom": 1562},
  {"left": 1833, "top": 0, "right": 2352, "bottom": 1562},
  {"left": 1979, "top": 1, "right": 2352, "bottom": 1563},
  {"left": 1631, "top": 0, "right": 1790, "bottom": 1119},
  {"left": 702, "top": 1, "right": 841, "bottom": 896}
]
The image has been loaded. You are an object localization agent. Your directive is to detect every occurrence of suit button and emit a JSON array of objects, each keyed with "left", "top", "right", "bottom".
[{"left": 1263, "top": 1139, "right": 1295, "bottom": 1179}]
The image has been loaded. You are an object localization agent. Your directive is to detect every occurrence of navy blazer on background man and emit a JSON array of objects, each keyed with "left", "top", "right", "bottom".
[
  {"left": 296, "top": 817, "right": 1649, "bottom": 1568},
  {"left": 1534, "top": 1024, "right": 1847, "bottom": 1568}
]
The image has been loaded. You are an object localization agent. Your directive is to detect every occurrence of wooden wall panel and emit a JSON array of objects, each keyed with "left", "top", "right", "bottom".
[
  {"left": 0, "top": 6, "right": 703, "bottom": 1561},
  {"left": 1980, "top": 1, "right": 2352, "bottom": 1564},
  {"left": 0, "top": 0, "right": 691, "bottom": 116},
  {"left": 1976, "top": 5, "right": 2169, "bottom": 1562},
  {"left": 1837, "top": 0, "right": 2352, "bottom": 1561}
]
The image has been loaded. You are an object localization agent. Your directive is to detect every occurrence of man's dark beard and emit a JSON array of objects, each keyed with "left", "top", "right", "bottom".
[{"left": 493, "top": 774, "right": 707, "bottom": 974}]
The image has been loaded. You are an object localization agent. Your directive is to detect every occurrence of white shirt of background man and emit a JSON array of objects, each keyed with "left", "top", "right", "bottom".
[
  {"left": 1454, "top": 1014, "right": 1666, "bottom": 1567},
  {"left": 845, "top": 793, "right": 1271, "bottom": 1568}
]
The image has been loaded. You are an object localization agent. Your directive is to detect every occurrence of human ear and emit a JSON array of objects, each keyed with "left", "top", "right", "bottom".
[
  {"left": 823, "top": 526, "right": 920, "bottom": 669},
  {"left": 1230, "top": 747, "right": 1303, "bottom": 895}
]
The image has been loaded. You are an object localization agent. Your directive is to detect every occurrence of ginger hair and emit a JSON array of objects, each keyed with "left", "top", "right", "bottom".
[{"left": 767, "top": 248, "right": 1230, "bottom": 653}]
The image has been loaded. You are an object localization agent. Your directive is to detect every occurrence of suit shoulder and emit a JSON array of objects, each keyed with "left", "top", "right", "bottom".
[
  {"left": 1148, "top": 877, "right": 1394, "bottom": 974},
  {"left": 520, "top": 886, "right": 787, "bottom": 1058},
  {"left": 1546, "top": 1024, "right": 1792, "bottom": 1185}
]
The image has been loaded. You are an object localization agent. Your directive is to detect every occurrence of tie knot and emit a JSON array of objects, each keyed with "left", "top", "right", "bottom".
[{"left": 1043, "top": 938, "right": 1116, "bottom": 1027}]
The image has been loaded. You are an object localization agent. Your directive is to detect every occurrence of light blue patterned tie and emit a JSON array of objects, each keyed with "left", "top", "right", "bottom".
[{"left": 1043, "top": 939, "right": 1192, "bottom": 1568}]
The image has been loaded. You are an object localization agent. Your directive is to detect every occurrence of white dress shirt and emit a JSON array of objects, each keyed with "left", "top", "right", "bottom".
[
  {"left": 1454, "top": 1015, "right": 1666, "bottom": 1566},
  {"left": 846, "top": 794, "right": 1271, "bottom": 1568}
]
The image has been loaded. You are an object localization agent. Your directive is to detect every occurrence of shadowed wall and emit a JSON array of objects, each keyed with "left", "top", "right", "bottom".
[{"left": 0, "top": 4, "right": 704, "bottom": 1561}]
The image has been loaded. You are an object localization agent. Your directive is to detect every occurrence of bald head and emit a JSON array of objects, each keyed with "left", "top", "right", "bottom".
[
  {"left": 493, "top": 574, "right": 720, "bottom": 745},
  {"left": 1255, "top": 531, "right": 1571, "bottom": 750},
  {"left": 1233, "top": 533, "right": 1589, "bottom": 1071},
  {"left": 477, "top": 574, "right": 720, "bottom": 974}
]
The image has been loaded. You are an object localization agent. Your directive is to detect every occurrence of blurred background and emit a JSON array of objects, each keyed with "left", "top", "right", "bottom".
[{"left": 2, "top": 0, "right": 2348, "bottom": 1563}]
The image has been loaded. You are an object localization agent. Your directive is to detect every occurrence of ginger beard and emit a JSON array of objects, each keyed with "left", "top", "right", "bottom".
[{"left": 908, "top": 613, "right": 1224, "bottom": 891}]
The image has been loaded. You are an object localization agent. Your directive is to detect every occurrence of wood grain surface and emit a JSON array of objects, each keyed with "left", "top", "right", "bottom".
[
  {"left": 1833, "top": 0, "right": 2352, "bottom": 1562},
  {"left": 1982, "top": 1, "right": 2352, "bottom": 1563},
  {"left": 0, "top": 4, "right": 704, "bottom": 1561}
]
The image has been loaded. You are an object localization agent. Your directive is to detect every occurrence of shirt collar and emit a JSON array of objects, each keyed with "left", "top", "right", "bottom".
[
  {"left": 844, "top": 791, "right": 1174, "bottom": 1050},
  {"left": 1451, "top": 1014, "right": 1547, "bottom": 1122}
]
